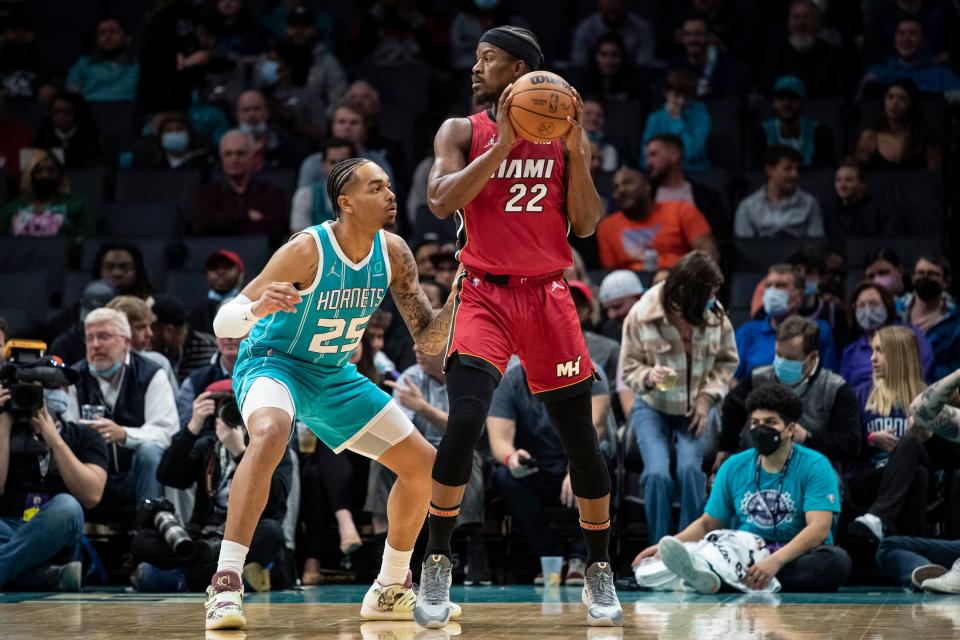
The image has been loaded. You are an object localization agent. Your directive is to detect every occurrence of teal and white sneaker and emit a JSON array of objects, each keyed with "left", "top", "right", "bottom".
[
  {"left": 413, "top": 555, "right": 453, "bottom": 628},
  {"left": 658, "top": 536, "right": 720, "bottom": 594},
  {"left": 581, "top": 562, "right": 623, "bottom": 626}
]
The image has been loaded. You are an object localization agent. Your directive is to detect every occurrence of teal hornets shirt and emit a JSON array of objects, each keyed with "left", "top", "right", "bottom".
[{"left": 243, "top": 221, "right": 391, "bottom": 369}]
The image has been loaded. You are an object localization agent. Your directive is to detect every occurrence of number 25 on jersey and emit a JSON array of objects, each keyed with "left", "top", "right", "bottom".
[{"left": 308, "top": 315, "right": 369, "bottom": 354}]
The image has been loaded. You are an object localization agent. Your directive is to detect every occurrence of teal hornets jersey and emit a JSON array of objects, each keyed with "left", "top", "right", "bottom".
[{"left": 243, "top": 221, "right": 391, "bottom": 368}]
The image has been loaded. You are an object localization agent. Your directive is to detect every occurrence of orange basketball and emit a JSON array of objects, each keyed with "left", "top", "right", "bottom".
[{"left": 507, "top": 71, "right": 575, "bottom": 144}]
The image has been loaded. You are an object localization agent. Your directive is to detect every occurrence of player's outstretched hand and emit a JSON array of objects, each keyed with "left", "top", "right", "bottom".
[
  {"left": 494, "top": 83, "right": 518, "bottom": 150},
  {"left": 252, "top": 282, "right": 302, "bottom": 317}
]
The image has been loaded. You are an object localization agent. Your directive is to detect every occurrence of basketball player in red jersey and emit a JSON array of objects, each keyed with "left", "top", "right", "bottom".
[{"left": 413, "top": 26, "right": 622, "bottom": 628}]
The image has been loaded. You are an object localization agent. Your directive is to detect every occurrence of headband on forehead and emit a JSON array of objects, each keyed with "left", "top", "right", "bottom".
[{"left": 479, "top": 26, "right": 543, "bottom": 71}]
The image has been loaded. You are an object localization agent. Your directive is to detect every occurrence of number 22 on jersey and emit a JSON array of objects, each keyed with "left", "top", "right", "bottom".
[
  {"left": 505, "top": 183, "right": 548, "bottom": 213},
  {"left": 308, "top": 315, "right": 370, "bottom": 354}
]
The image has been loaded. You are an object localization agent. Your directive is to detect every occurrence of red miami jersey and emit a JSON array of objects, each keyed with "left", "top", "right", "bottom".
[{"left": 456, "top": 110, "right": 571, "bottom": 277}]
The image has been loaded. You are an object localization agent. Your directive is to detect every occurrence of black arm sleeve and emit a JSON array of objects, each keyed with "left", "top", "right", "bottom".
[
  {"left": 719, "top": 377, "right": 753, "bottom": 453},
  {"left": 805, "top": 384, "right": 862, "bottom": 463},
  {"left": 156, "top": 429, "right": 205, "bottom": 489}
]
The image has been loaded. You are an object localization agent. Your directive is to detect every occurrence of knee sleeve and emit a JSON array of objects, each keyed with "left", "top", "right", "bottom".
[
  {"left": 433, "top": 359, "right": 497, "bottom": 487},
  {"left": 544, "top": 391, "right": 610, "bottom": 500}
]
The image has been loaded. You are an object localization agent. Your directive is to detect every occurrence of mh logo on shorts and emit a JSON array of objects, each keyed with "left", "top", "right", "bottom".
[{"left": 556, "top": 355, "right": 582, "bottom": 378}]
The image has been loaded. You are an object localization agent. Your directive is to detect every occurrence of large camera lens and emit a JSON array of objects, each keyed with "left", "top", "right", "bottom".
[
  {"left": 217, "top": 396, "right": 243, "bottom": 428},
  {"left": 11, "top": 383, "right": 44, "bottom": 412},
  {"left": 154, "top": 511, "right": 195, "bottom": 559}
]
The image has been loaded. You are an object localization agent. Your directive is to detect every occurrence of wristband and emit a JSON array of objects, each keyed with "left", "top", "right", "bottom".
[{"left": 212, "top": 294, "right": 257, "bottom": 338}]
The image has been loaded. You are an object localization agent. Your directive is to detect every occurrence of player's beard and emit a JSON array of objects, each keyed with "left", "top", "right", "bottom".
[{"left": 475, "top": 85, "right": 504, "bottom": 106}]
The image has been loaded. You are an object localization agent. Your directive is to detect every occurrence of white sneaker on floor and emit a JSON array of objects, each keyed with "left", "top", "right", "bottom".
[
  {"left": 581, "top": 562, "right": 623, "bottom": 626},
  {"left": 566, "top": 558, "right": 587, "bottom": 586},
  {"left": 911, "top": 564, "right": 947, "bottom": 590},
  {"left": 205, "top": 570, "right": 245, "bottom": 630},
  {"left": 362, "top": 569, "right": 462, "bottom": 621},
  {"left": 658, "top": 536, "right": 720, "bottom": 595},
  {"left": 922, "top": 559, "right": 960, "bottom": 594}
]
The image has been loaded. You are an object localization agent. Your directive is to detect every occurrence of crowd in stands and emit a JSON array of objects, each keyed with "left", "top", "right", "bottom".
[{"left": 1, "top": 0, "right": 960, "bottom": 595}]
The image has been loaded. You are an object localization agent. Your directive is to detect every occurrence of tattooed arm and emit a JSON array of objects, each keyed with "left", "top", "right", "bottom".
[
  {"left": 386, "top": 233, "right": 454, "bottom": 355},
  {"left": 909, "top": 368, "right": 960, "bottom": 442}
]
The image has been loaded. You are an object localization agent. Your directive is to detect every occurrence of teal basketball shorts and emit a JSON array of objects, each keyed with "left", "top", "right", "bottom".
[{"left": 232, "top": 347, "right": 413, "bottom": 459}]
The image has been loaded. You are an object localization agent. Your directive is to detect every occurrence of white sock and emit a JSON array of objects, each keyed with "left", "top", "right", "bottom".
[
  {"left": 377, "top": 542, "right": 413, "bottom": 586},
  {"left": 217, "top": 540, "right": 249, "bottom": 576}
]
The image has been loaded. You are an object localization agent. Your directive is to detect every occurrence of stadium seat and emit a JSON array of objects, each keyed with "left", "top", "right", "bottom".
[
  {"left": 0, "top": 308, "right": 32, "bottom": 338},
  {"left": 164, "top": 271, "right": 209, "bottom": 309},
  {"left": 602, "top": 100, "right": 646, "bottom": 161},
  {"left": 705, "top": 98, "right": 743, "bottom": 170},
  {"left": 88, "top": 101, "right": 138, "bottom": 151},
  {"left": 730, "top": 271, "right": 765, "bottom": 310},
  {"left": 731, "top": 238, "right": 813, "bottom": 272},
  {"left": 101, "top": 202, "right": 182, "bottom": 238},
  {"left": 257, "top": 168, "right": 296, "bottom": 197},
  {"left": 67, "top": 167, "right": 108, "bottom": 214},
  {"left": 0, "top": 238, "right": 70, "bottom": 294},
  {"left": 4, "top": 98, "right": 44, "bottom": 131},
  {"left": 115, "top": 169, "right": 202, "bottom": 209},
  {"left": 348, "top": 65, "right": 429, "bottom": 113},
  {"left": 62, "top": 271, "right": 91, "bottom": 308},
  {"left": 869, "top": 170, "right": 944, "bottom": 236},
  {"left": 174, "top": 235, "right": 271, "bottom": 275},
  {"left": 0, "top": 270, "right": 50, "bottom": 315}
]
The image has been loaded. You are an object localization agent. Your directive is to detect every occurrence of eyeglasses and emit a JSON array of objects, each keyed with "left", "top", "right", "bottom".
[{"left": 85, "top": 332, "right": 120, "bottom": 344}]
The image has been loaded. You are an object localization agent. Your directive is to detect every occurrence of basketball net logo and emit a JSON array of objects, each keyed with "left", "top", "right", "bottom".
[
  {"left": 548, "top": 93, "right": 559, "bottom": 114},
  {"left": 556, "top": 355, "right": 582, "bottom": 378}
]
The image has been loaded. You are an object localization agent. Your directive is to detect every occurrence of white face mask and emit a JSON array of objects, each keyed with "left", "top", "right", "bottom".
[
  {"left": 789, "top": 34, "right": 816, "bottom": 51},
  {"left": 43, "top": 388, "right": 70, "bottom": 415}
]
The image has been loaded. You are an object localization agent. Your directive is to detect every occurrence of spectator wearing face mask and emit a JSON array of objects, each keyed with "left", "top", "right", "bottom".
[
  {"left": 134, "top": 112, "right": 213, "bottom": 174},
  {"left": 234, "top": 90, "right": 306, "bottom": 171},
  {"left": 718, "top": 316, "right": 860, "bottom": 474},
  {"left": 864, "top": 247, "right": 910, "bottom": 312},
  {"left": 66, "top": 17, "right": 140, "bottom": 102},
  {"left": 597, "top": 269, "right": 645, "bottom": 342},
  {"left": 734, "top": 264, "right": 838, "bottom": 381},
  {"left": 0, "top": 150, "right": 93, "bottom": 241},
  {"left": 901, "top": 255, "right": 960, "bottom": 380},
  {"left": 841, "top": 282, "right": 934, "bottom": 389}
]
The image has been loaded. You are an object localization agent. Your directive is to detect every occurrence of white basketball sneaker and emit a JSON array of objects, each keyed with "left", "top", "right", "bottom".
[
  {"left": 362, "top": 569, "right": 461, "bottom": 621},
  {"left": 205, "top": 570, "right": 246, "bottom": 630}
]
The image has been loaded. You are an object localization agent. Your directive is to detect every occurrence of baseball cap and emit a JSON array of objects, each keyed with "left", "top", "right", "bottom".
[
  {"left": 598, "top": 270, "right": 645, "bottom": 305},
  {"left": 151, "top": 293, "right": 188, "bottom": 327},
  {"left": 206, "top": 249, "right": 245, "bottom": 272},
  {"left": 773, "top": 75, "right": 806, "bottom": 99},
  {"left": 568, "top": 280, "right": 593, "bottom": 306},
  {"left": 80, "top": 280, "right": 116, "bottom": 321},
  {"left": 286, "top": 4, "right": 317, "bottom": 25}
]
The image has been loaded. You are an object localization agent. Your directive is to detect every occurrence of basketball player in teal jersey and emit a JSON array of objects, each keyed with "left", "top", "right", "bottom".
[{"left": 204, "top": 158, "right": 456, "bottom": 631}]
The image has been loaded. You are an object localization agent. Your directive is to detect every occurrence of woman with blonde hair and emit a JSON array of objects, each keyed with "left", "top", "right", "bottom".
[
  {"left": 0, "top": 149, "right": 93, "bottom": 240},
  {"left": 848, "top": 325, "right": 929, "bottom": 538}
]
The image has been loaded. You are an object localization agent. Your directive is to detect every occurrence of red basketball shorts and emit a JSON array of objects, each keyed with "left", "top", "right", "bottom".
[{"left": 445, "top": 270, "right": 595, "bottom": 400}]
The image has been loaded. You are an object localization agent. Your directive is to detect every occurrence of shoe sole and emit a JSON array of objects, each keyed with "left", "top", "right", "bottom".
[
  {"left": 205, "top": 612, "right": 246, "bottom": 631},
  {"left": 912, "top": 565, "right": 948, "bottom": 590},
  {"left": 413, "top": 608, "right": 452, "bottom": 629},
  {"left": 365, "top": 602, "right": 461, "bottom": 621},
  {"left": 580, "top": 585, "right": 624, "bottom": 627},
  {"left": 922, "top": 579, "right": 960, "bottom": 594},
  {"left": 659, "top": 537, "right": 720, "bottom": 594}
]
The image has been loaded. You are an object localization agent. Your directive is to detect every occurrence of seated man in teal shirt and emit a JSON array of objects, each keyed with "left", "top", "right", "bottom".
[
  {"left": 634, "top": 382, "right": 851, "bottom": 593},
  {"left": 66, "top": 18, "right": 139, "bottom": 102}
]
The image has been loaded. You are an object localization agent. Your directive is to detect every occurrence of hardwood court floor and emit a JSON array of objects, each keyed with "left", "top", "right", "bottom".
[{"left": 1, "top": 586, "right": 959, "bottom": 639}]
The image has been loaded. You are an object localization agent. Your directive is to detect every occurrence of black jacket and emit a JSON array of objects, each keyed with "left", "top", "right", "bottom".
[{"left": 157, "top": 427, "right": 292, "bottom": 529}]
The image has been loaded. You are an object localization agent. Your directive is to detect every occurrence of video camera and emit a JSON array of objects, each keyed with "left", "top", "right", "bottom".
[
  {"left": 205, "top": 391, "right": 243, "bottom": 432},
  {"left": 0, "top": 340, "right": 75, "bottom": 424},
  {"left": 139, "top": 497, "right": 195, "bottom": 560}
]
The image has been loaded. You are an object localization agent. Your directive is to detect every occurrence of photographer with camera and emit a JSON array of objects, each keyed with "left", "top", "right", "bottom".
[
  {"left": 69, "top": 308, "right": 178, "bottom": 515},
  {"left": 130, "top": 379, "right": 291, "bottom": 592},
  {"left": 0, "top": 346, "right": 108, "bottom": 591}
]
